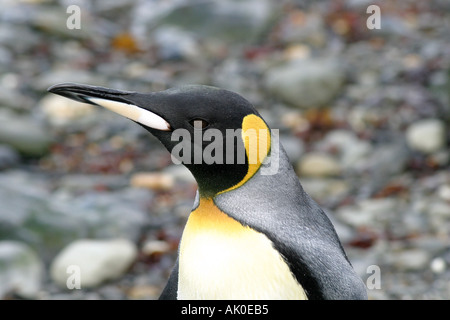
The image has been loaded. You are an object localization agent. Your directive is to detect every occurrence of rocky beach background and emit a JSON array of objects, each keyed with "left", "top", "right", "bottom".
[{"left": 0, "top": 0, "right": 449, "bottom": 299}]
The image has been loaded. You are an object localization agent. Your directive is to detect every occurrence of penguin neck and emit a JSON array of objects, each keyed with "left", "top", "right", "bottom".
[
  {"left": 213, "top": 142, "right": 307, "bottom": 223},
  {"left": 185, "top": 197, "right": 245, "bottom": 234},
  {"left": 187, "top": 113, "right": 272, "bottom": 199},
  {"left": 187, "top": 162, "right": 248, "bottom": 199}
]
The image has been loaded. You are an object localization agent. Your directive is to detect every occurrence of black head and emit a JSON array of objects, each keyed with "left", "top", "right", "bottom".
[{"left": 48, "top": 83, "right": 271, "bottom": 198}]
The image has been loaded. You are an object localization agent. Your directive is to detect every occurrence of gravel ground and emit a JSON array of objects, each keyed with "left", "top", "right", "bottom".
[{"left": 0, "top": 0, "right": 449, "bottom": 300}]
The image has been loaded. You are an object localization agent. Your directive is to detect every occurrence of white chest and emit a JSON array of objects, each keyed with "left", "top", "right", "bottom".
[{"left": 177, "top": 200, "right": 307, "bottom": 300}]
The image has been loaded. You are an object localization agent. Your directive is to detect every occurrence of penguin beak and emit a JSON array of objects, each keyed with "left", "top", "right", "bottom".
[{"left": 47, "top": 83, "right": 171, "bottom": 131}]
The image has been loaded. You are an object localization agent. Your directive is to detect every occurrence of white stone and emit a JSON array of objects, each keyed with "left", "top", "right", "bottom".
[
  {"left": 336, "top": 198, "right": 399, "bottom": 228},
  {"left": 336, "top": 206, "right": 373, "bottom": 227},
  {"left": 300, "top": 178, "right": 349, "bottom": 203},
  {"left": 320, "top": 130, "right": 372, "bottom": 170},
  {"left": 298, "top": 152, "right": 341, "bottom": 177},
  {"left": 130, "top": 172, "right": 175, "bottom": 191},
  {"left": 359, "top": 198, "right": 399, "bottom": 217},
  {"left": 405, "top": 119, "right": 446, "bottom": 154},
  {"left": 0, "top": 241, "right": 43, "bottom": 298},
  {"left": 50, "top": 239, "right": 137, "bottom": 288},
  {"left": 162, "top": 165, "right": 195, "bottom": 183},
  {"left": 142, "top": 240, "right": 171, "bottom": 256},
  {"left": 427, "top": 201, "right": 450, "bottom": 218},
  {"left": 438, "top": 184, "right": 450, "bottom": 202},
  {"left": 392, "top": 249, "right": 430, "bottom": 271},
  {"left": 39, "top": 94, "right": 96, "bottom": 127},
  {"left": 430, "top": 257, "right": 446, "bottom": 274}
]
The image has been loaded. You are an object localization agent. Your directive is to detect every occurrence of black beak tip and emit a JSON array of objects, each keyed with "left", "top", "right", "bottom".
[
  {"left": 47, "top": 82, "right": 97, "bottom": 105},
  {"left": 47, "top": 82, "right": 77, "bottom": 94},
  {"left": 47, "top": 82, "right": 106, "bottom": 105},
  {"left": 47, "top": 82, "right": 136, "bottom": 106}
]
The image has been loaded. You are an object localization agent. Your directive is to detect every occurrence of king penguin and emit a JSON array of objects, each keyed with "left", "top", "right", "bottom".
[{"left": 48, "top": 83, "right": 368, "bottom": 300}]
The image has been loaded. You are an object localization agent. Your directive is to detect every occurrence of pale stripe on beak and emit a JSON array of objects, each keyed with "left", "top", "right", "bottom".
[{"left": 88, "top": 98, "right": 171, "bottom": 131}]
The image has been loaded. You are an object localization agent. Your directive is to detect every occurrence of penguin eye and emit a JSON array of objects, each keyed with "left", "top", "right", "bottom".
[{"left": 189, "top": 119, "right": 209, "bottom": 129}]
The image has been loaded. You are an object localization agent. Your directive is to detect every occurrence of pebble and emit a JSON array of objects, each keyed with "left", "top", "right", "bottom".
[
  {"left": 0, "top": 144, "right": 19, "bottom": 170},
  {"left": 265, "top": 58, "right": 344, "bottom": 109},
  {"left": 38, "top": 94, "right": 96, "bottom": 127},
  {"left": 0, "top": 241, "right": 43, "bottom": 298},
  {"left": 141, "top": 240, "right": 171, "bottom": 256},
  {"left": 0, "top": 75, "right": 34, "bottom": 111},
  {"left": 50, "top": 239, "right": 138, "bottom": 288},
  {"left": 130, "top": 172, "right": 175, "bottom": 191},
  {"left": 127, "top": 285, "right": 161, "bottom": 300},
  {"left": 0, "top": 111, "right": 52, "bottom": 156},
  {"left": 430, "top": 257, "right": 446, "bottom": 274},
  {"left": 162, "top": 165, "right": 196, "bottom": 183},
  {"left": 301, "top": 178, "right": 350, "bottom": 206},
  {"left": 336, "top": 205, "right": 373, "bottom": 228},
  {"left": 426, "top": 201, "right": 450, "bottom": 235},
  {"left": 405, "top": 119, "right": 446, "bottom": 154},
  {"left": 437, "top": 184, "right": 450, "bottom": 202},
  {"left": 139, "top": 0, "right": 276, "bottom": 43},
  {"left": 427, "top": 201, "right": 450, "bottom": 218},
  {"left": 390, "top": 249, "right": 430, "bottom": 271},
  {"left": 153, "top": 26, "right": 200, "bottom": 61},
  {"left": 280, "top": 135, "right": 305, "bottom": 163},
  {"left": 278, "top": 11, "right": 327, "bottom": 47},
  {"left": 297, "top": 152, "right": 341, "bottom": 177},
  {"left": 368, "top": 143, "right": 409, "bottom": 178},
  {"left": 56, "top": 174, "right": 128, "bottom": 192},
  {"left": 319, "top": 130, "right": 372, "bottom": 172},
  {"left": 336, "top": 198, "right": 400, "bottom": 228}
]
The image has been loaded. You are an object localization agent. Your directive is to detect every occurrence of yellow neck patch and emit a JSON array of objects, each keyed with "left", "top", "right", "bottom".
[
  {"left": 220, "top": 114, "right": 271, "bottom": 194},
  {"left": 178, "top": 198, "right": 307, "bottom": 299}
]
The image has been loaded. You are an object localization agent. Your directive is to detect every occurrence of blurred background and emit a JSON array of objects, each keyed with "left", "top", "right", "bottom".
[{"left": 0, "top": 0, "right": 449, "bottom": 300}]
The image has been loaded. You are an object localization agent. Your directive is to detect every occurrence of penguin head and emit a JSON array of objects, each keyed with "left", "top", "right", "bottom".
[{"left": 48, "top": 83, "right": 271, "bottom": 198}]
